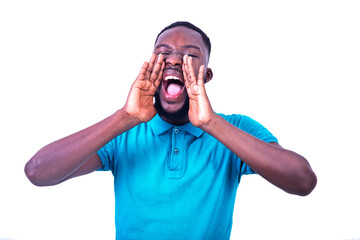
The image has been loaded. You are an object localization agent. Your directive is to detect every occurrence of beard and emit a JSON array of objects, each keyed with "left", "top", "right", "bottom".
[{"left": 154, "top": 90, "right": 190, "bottom": 123}]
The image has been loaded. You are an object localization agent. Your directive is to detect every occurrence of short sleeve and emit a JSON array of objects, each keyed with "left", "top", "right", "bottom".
[
  {"left": 220, "top": 114, "right": 278, "bottom": 178},
  {"left": 243, "top": 116, "right": 278, "bottom": 144},
  {"left": 97, "top": 138, "right": 116, "bottom": 172}
]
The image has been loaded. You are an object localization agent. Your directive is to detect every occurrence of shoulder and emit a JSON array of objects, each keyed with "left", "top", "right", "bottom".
[
  {"left": 216, "top": 113, "right": 278, "bottom": 143},
  {"left": 216, "top": 113, "right": 259, "bottom": 130}
]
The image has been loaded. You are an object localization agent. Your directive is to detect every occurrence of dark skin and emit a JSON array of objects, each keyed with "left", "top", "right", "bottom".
[{"left": 25, "top": 26, "right": 317, "bottom": 196}]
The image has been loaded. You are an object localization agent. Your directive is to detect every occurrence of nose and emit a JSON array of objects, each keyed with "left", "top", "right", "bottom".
[{"left": 165, "top": 53, "right": 183, "bottom": 66}]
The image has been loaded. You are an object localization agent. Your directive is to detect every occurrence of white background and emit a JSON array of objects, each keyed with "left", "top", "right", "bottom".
[{"left": 1, "top": 1, "right": 359, "bottom": 239}]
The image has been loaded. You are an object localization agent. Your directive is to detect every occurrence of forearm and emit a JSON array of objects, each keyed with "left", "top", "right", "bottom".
[
  {"left": 25, "top": 54, "right": 163, "bottom": 186},
  {"left": 201, "top": 114, "right": 317, "bottom": 196},
  {"left": 25, "top": 108, "right": 139, "bottom": 186}
]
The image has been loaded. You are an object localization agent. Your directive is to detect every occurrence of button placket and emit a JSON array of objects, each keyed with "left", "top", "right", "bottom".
[{"left": 166, "top": 127, "right": 185, "bottom": 179}]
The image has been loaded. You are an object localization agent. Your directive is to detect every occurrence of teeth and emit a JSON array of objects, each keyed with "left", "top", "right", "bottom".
[{"left": 164, "top": 76, "right": 180, "bottom": 81}]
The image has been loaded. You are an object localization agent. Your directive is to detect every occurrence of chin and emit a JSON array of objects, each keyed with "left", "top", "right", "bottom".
[
  {"left": 161, "top": 101, "right": 186, "bottom": 114},
  {"left": 154, "top": 91, "right": 189, "bottom": 122}
]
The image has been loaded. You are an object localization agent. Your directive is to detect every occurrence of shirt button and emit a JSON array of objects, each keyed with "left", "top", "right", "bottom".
[
  {"left": 174, "top": 128, "right": 180, "bottom": 134},
  {"left": 174, "top": 148, "right": 180, "bottom": 155}
]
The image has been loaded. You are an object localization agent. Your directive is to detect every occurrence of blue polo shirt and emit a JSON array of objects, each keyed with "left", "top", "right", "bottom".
[{"left": 97, "top": 113, "right": 277, "bottom": 240}]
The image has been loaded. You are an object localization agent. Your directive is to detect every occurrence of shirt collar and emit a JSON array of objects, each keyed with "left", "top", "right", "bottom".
[{"left": 150, "top": 114, "right": 204, "bottom": 137}]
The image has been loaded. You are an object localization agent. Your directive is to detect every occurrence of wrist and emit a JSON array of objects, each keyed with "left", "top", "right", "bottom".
[
  {"left": 114, "top": 108, "right": 142, "bottom": 132},
  {"left": 199, "top": 112, "right": 222, "bottom": 133}
]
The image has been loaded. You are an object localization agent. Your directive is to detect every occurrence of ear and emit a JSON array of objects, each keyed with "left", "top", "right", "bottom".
[{"left": 204, "top": 67, "right": 213, "bottom": 83}]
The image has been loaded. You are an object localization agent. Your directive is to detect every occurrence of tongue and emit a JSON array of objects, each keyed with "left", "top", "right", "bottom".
[{"left": 167, "top": 83, "right": 182, "bottom": 95}]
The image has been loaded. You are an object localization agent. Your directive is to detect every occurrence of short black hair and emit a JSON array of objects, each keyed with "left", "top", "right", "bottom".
[{"left": 154, "top": 21, "right": 211, "bottom": 57}]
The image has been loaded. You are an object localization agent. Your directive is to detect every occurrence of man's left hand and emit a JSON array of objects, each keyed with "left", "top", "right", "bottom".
[{"left": 183, "top": 55, "right": 215, "bottom": 128}]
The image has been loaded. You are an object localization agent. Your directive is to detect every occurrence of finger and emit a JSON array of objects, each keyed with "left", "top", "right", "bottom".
[
  {"left": 150, "top": 54, "right": 164, "bottom": 82},
  {"left": 148, "top": 53, "right": 156, "bottom": 69},
  {"left": 150, "top": 54, "right": 163, "bottom": 81},
  {"left": 187, "top": 56, "right": 197, "bottom": 85},
  {"left": 146, "top": 54, "right": 157, "bottom": 79},
  {"left": 156, "top": 53, "right": 164, "bottom": 64},
  {"left": 153, "top": 61, "right": 165, "bottom": 88},
  {"left": 197, "top": 65, "right": 205, "bottom": 86},
  {"left": 137, "top": 61, "right": 149, "bottom": 80},
  {"left": 183, "top": 55, "right": 190, "bottom": 88}
]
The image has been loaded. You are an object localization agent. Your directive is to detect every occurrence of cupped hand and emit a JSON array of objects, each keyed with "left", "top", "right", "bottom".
[
  {"left": 183, "top": 55, "right": 215, "bottom": 128},
  {"left": 124, "top": 54, "right": 164, "bottom": 123}
]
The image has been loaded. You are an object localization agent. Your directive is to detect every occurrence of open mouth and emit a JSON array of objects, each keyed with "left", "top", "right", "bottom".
[{"left": 162, "top": 75, "right": 185, "bottom": 99}]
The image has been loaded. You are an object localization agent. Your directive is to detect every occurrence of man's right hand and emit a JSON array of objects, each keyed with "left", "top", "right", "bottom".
[
  {"left": 25, "top": 54, "right": 165, "bottom": 186},
  {"left": 123, "top": 53, "right": 164, "bottom": 123}
]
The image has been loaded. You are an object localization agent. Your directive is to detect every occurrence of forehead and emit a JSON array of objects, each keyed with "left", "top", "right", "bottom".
[{"left": 155, "top": 26, "right": 206, "bottom": 53}]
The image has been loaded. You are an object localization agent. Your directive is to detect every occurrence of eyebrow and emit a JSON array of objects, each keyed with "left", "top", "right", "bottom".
[
  {"left": 155, "top": 44, "right": 172, "bottom": 50},
  {"left": 155, "top": 44, "right": 201, "bottom": 51},
  {"left": 182, "top": 44, "right": 201, "bottom": 51}
]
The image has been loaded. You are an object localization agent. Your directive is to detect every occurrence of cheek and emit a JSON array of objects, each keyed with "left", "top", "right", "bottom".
[
  {"left": 190, "top": 62, "right": 201, "bottom": 74},
  {"left": 193, "top": 64, "right": 207, "bottom": 79}
]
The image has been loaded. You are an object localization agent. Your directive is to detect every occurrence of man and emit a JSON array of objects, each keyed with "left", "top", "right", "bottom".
[{"left": 25, "top": 21, "right": 317, "bottom": 239}]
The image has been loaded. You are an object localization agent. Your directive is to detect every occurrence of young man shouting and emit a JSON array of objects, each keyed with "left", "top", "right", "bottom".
[{"left": 25, "top": 21, "right": 317, "bottom": 239}]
